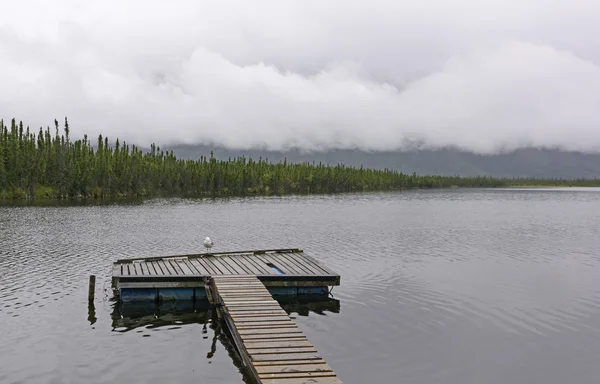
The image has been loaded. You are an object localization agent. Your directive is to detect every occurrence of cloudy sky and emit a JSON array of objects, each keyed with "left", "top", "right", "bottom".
[{"left": 0, "top": 0, "right": 599, "bottom": 154}]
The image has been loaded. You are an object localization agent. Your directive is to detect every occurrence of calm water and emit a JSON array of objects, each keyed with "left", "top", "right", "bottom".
[{"left": 1, "top": 188, "right": 600, "bottom": 384}]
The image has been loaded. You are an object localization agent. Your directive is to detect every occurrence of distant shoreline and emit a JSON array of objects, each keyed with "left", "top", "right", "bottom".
[{"left": 2, "top": 117, "right": 600, "bottom": 201}]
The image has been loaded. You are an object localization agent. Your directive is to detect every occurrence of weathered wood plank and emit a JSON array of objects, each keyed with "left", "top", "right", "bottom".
[
  {"left": 217, "top": 256, "right": 245, "bottom": 274},
  {"left": 192, "top": 258, "right": 215, "bottom": 275},
  {"left": 249, "top": 347, "right": 318, "bottom": 355},
  {"left": 253, "top": 359, "right": 325, "bottom": 366},
  {"left": 250, "top": 352, "right": 322, "bottom": 362},
  {"left": 261, "top": 374, "right": 339, "bottom": 382},
  {"left": 245, "top": 340, "right": 314, "bottom": 349},
  {"left": 238, "top": 328, "right": 303, "bottom": 336},
  {"left": 255, "top": 363, "right": 332, "bottom": 374},
  {"left": 278, "top": 253, "right": 314, "bottom": 275},
  {"left": 221, "top": 256, "right": 253, "bottom": 274},
  {"left": 240, "top": 254, "right": 273, "bottom": 274},
  {"left": 229, "top": 309, "right": 289, "bottom": 318},
  {"left": 173, "top": 260, "right": 192, "bottom": 275},
  {"left": 158, "top": 260, "right": 174, "bottom": 275},
  {"left": 241, "top": 334, "right": 308, "bottom": 341},
  {"left": 238, "top": 324, "right": 298, "bottom": 331},
  {"left": 210, "top": 257, "right": 234, "bottom": 274},
  {"left": 151, "top": 261, "right": 164, "bottom": 275},
  {"left": 167, "top": 260, "right": 181, "bottom": 275},
  {"left": 234, "top": 317, "right": 295, "bottom": 323},
  {"left": 289, "top": 253, "right": 326, "bottom": 276},
  {"left": 261, "top": 254, "right": 296, "bottom": 275},
  {"left": 260, "top": 377, "right": 342, "bottom": 384}
]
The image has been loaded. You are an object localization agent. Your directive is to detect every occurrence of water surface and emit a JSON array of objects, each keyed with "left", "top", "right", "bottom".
[{"left": 1, "top": 188, "right": 600, "bottom": 383}]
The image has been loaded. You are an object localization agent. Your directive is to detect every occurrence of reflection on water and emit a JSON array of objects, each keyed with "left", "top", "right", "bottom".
[{"left": 108, "top": 297, "right": 341, "bottom": 332}]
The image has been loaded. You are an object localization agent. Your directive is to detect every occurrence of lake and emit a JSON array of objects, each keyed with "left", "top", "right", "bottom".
[{"left": 1, "top": 188, "right": 600, "bottom": 383}]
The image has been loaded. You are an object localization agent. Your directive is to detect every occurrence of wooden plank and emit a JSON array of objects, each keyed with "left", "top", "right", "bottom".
[
  {"left": 260, "top": 254, "right": 296, "bottom": 275},
  {"left": 151, "top": 261, "right": 164, "bottom": 275},
  {"left": 243, "top": 254, "right": 276, "bottom": 274},
  {"left": 238, "top": 328, "right": 303, "bottom": 336},
  {"left": 253, "top": 359, "right": 325, "bottom": 366},
  {"left": 182, "top": 259, "right": 203, "bottom": 275},
  {"left": 226, "top": 302, "right": 282, "bottom": 308},
  {"left": 272, "top": 253, "right": 307, "bottom": 275},
  {"left": 278, "top": 253, "right": 313, "bottom": 275},
  {"left": 115, "top": 248, "right": 302, "bottom": 263},
  {"left": 192, "top": 258, "right": 215, "bottom": 275},
  {"left": 249, "top": 347, "right": 318, "bottom": 355},
  {"left": 220, "top": 256, "right": 253, "bottom": 275},
  {"left": 284, "top": 253, "right": 321, "bottom": 275},
  {"left": 300, "top": 253, "right": 339, "bottom": 276},
  {"left": 251, "top": 352, "right": 321, "bottom": 362},
  {"left": 220, "top": 293, "right": 273, "bottom": 299},
  {"left": 113, "top": 265, "right": 122, "bottom": 277},
  {"left": 157, "top": 260, "right": 173, "bottom": 275},
  {"left": 144, "top": 262, "right": 154, "bottom": 275},
  {"left": 175, "top": 260, "right": 194, "bottom": 275},
  {"left": 237, "top": 324, "right": 297, "bottom": 330},
  {"left": 217, "top": 256, "right": 245, "bottom": 274},
  {"left": 296, "top": 254, "right": 332, "bottom": 276},
  {"left": 245, "top": 340, "right": 314, "bottom": 349},
  {"left": 209, "top": 257, "right": 235, "bottom": 274},
  {"left": 256, "top": 363, "right": 332, "bottom": 374},
  {"left": 234, "top": 317, "right": 295, "bottom": 323},
  {"left": 259, "top": 372, "right": 341, "bottom": 384},
  {"left": 230, "top": 311, "right": 289, "bottom": 317},
  {"left": 167, "top": 260, "right": 182, "bottom": 275},
  {"left": 260, "top": 377, "right": 342, "bottom": 384},
  {"left": 224, "top": 299, "right": 275, "bottom": 304},
  {"left": 241, "top": 334, "right": 308, "bottom": 341},
  {"left": 240, "top": 254, "right": 273, "bottom": 274},
  {"left": 218, "top": 286, "right": 270, "bottom": 292},
  {"left": 201, "top": 257, "right": 223, "bottom": 274},
  {"left": 213, "top": 276, "right": 260, "bottom": 281}
]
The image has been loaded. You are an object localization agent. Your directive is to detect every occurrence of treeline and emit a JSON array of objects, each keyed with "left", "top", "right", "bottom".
[{"left": 0, "top": 118, "right": 598, "bottom": 200}]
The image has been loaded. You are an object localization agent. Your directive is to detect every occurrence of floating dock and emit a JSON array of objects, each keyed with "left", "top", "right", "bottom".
[
  {"left": 110, "top": 248, "right": 342, "bottom": 383},
  {"left": 112, "top": 249, "right": 340, "bottom": 302},
  {"left": 208, "top": 275, "right": 342, "bottom": 384}
]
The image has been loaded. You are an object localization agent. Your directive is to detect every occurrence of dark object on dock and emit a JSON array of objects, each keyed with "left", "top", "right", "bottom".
[
  {"left": 111, "top": 248, "right": 340, "bottom": 303},
  {"left": 207, "top": 275, "right": 343, "bottom": 384}
]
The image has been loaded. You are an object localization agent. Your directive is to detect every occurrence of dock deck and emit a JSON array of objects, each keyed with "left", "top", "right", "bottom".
[
  {"left": 208, "top": 275, "right": 343, "bottom": 384},
  {"left": 112, "top": 249, "right": 340, "bottom": 302}
]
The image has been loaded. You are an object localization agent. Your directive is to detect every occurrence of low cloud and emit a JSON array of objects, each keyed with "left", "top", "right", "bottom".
[{"left": 1, "top": 0, "right": 599, "bottom": 154}]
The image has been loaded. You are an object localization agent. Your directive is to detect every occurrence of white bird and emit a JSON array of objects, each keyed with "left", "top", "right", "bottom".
[{"left": 203, "top": 237, "right": 214, "bottom": 253}]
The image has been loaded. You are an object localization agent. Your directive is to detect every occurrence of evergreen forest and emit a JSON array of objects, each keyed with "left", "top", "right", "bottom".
[{"left": 1, "top": 118, "right": 598, "bottom": 200}]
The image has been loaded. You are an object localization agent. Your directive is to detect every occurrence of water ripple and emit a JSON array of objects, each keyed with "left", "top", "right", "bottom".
[{"left": 2, "top": 189, "right": 600, "bottom": 383}]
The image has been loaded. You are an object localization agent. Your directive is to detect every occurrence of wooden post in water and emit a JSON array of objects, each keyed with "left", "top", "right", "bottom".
[{"left": 88, "top": 275, "right": 96, "bottom": 302}]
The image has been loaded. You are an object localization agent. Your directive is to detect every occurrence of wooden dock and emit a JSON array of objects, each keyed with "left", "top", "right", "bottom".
[
  {"left": 208, "top": 275, "right": 342, "bottom": 384},
  {"left": 112, "top": 249, "right": 340, "bottom": 303}
]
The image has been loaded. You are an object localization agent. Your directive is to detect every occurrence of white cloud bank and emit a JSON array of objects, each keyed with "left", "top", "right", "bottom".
[{"left": 0, "top": 0, "right": 599, "bottom": 154}]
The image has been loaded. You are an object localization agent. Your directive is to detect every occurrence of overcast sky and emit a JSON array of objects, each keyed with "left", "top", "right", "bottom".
[{"left": 1, "top": 0, "right": 599, "bottom": 154}]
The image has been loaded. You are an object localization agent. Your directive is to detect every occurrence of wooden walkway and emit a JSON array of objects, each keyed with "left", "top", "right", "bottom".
[{"left": 209, "top": 275, "right": 343, "bottom": 384}]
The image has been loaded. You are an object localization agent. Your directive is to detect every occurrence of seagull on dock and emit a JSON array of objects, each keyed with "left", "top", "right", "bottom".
[{"left": 203, "top": 237, "right": 214, "bottom": 253}]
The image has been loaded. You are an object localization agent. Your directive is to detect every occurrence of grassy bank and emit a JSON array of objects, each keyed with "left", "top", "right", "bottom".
[{"left": 1, "top": 117, "right": 599, "bottom": 200}]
